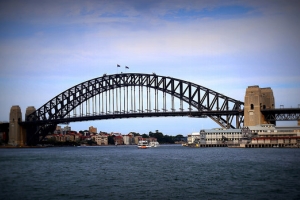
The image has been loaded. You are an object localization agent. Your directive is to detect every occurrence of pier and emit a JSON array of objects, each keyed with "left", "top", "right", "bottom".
[
  {"left": 186, "top": 143, "right": 228, "bottom": 148},
  {"left": 228, "top": 143, "right": 300, "bottom": 148},
  {"left": 184, "top": 143, "right": 300, "bottom": 148}
]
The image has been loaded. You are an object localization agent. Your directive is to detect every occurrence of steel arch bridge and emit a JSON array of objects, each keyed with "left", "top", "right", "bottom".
[{"left": 23, "top": 73, "right": 244, "bottom": 144}]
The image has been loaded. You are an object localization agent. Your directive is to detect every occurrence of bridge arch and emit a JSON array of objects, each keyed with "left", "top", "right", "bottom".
[{"left": 26, "top": 73, "right": 244, "bottom": 129}]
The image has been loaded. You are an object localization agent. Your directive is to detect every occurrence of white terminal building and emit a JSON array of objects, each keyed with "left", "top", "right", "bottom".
[
  {"left": 187, "top": 124, "right": 300, "bottom": 147},
  {"left": 188, "top": 128, "right": 242, "bottom": 145}
]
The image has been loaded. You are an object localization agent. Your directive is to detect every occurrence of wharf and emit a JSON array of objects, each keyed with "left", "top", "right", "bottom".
[
  {"left": 186, "top": 143, "right": 227, "bottom": 148},
  {"left": 228, "top": 143, "right": 300, "bottom": 148},
  {"left": 183, "top": 143, "right": 300, "bottom": 148}
]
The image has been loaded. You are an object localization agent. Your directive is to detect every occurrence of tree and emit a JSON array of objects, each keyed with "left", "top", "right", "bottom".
[
  {"left": 87, "top": 139, "right": 97, "bottom": 146},
  {"left": 149, "top": 130, "right": 164, "bottom": 142},
  {"left": 131, "top": 132, "right": 140, "bottom": 137},
  {"left": 174, "top": 134, "right": 184, "bottom": 142},
  {"left": 149, "top": 131, "right": 154, "bottom": 137},
  {"left": 163, "top": 135, "right": 175, "bottom": 144},
  {"left": 108, "top": 136, "right": 115, "bottom": 145}
]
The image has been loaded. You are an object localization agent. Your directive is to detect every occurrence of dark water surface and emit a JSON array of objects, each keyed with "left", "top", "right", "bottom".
[{"left": 1, "top": 145, "right": 299, "bottom": 200}]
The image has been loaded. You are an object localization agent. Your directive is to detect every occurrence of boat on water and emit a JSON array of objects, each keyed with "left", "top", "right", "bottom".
[
  {"left": 149, "top": 141, "right": 160, "bottom": 147},
  {"left": 137, "top": 140, "right": 149, "bottom": 149}
]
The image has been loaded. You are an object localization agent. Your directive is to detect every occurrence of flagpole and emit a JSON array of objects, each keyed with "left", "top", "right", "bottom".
[{"left": 117, "top": 64, "right": 120, "bottom": 74}]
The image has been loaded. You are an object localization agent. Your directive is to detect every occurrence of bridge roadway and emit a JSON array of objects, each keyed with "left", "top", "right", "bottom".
[
  {"left": 261, "top": 108, "right": 300, "bottom": 121},
  {"left": 20, "top": 110, "right": 242, "bottom": 125},
  {"left": 18, "top": 108, "right": 300, "bottom": 126}
]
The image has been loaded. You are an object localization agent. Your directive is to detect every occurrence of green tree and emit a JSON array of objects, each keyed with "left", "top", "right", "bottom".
[
  {"left": 87, "top": 139, "right": 96, "bottom": 145},
  {"left": 108, "top": 136, "right": 115, "bottom": 145},
  {"left": 149, "top": 130, "right": 164, "bottom": 143},
  {"left": 174, "top": 134, "right": 184, "bottom": 142},
  {"left": 163, "top": 135, "right": 175, "bottom": 144},
  {"left": 131, "top": 132, "right": 140, "bottom": 136}
]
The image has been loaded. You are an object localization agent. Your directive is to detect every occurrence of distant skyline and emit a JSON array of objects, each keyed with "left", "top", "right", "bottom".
[{"left": 1, "top": 0, "right": 299, "bottom": 135}]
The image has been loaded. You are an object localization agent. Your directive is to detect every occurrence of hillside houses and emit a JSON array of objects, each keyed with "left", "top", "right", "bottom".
[{"left": 43, "top": 125, "right": 157, "bottom": 146}]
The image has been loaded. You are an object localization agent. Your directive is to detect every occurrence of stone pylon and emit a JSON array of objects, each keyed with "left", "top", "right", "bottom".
[
  {"left": 244, "top": 86, "right": 275, "bottom": 126},
  {"left": 8, "top": 105, "right": 24, "bottom": 146},
  {"left": 25, "top": 106, "right": 37, "bottom": 145}
]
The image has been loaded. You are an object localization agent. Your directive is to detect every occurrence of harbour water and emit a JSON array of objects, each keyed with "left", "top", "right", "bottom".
[{"left": 1, "top": 145, "right": 300, "bottom": 199}]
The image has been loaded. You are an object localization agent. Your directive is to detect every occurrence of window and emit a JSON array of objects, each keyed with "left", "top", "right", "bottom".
[{"left": 250, "top": 104, "right": 254, "bottom": 109}]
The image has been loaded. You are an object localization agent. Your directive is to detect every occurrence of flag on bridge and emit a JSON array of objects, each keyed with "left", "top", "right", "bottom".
[
  {"left": 125, "top": 66, "right": 129, "bottom": 69},
  {"left": 117, "top": 64, "right": 120, "bottom": 67}
]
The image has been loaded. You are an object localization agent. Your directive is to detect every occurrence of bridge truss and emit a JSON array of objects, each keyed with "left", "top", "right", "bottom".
[
  {"left": 262, "top": 108, "right": 300, "bottom": 122},
  {"left": 24, "top": 73, "right": 244, "bottom": 144}
]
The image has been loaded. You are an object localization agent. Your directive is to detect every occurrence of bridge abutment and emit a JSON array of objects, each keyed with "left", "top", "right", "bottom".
[
  {"left": 8, "top": 106, "right": 39, "bottom": 146},
  {"left": 244, "top": 86, "right": 275, "bottom": 126},
  {"left": 8, "top": 106, "right": 25, "bottom": 146},
  {"left": 25, "top": 106, "right": 38, "bottom": 146}
]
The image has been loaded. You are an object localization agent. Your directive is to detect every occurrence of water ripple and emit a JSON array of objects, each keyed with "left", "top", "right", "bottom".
[{"left": 1, "top": 146, "right": 300, "bottom": 199}]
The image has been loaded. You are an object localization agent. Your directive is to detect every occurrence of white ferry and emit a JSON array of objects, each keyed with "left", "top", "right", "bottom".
[
  {"left": 149, "top": 141, "right": 160, "bottom": 147},
  {"left": 137, "top": 140, "right": 149, "bottom": 149}
]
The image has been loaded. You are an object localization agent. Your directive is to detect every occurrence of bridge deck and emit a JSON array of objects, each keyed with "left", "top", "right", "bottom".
[
  {"left": 261, "top": 108, "right": 300, "bottom": 114},
  {"left": 20, "top": 110, "right": 243, "bottom": 125},
  {"left": 261, "top": 108, "right": 300, "bottom": 121}
]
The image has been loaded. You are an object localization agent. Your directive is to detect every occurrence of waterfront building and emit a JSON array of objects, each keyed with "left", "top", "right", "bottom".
[
  {"left": 91, "top": 134, "right": 108, "bottom": 145},
  {"left": 187, "top": 124, "right": 300, "bottom": 147},
  {"left": 82, "top": 130, "right": 90, "bottom": 136},
  {"left": 114, "top": 135, "right": 123, "bottom": 145},
  {"left": 187, "top": 132, "right": 200, "bottom": 144},
  {"left": 244, "top": 124, "right": 300, "bottom": 147},
  {"left": 109, "top": 133, "right": 123, "bottom": 145},
  {"left": 63, "top": 126, "right": 71, "bottom": 134},
  {"left": 44, "top": 132, "right": 81, "bottom": 143},
  {"left": 54, "top": 125, "right": 72, "bottom": 134},
  {"left": 55, "top": 126, "right": 62, "bottom": 134},
  {"left": 89, "top": 126, "right": 97, "bottom": 134},
  {"left": 65, "top": 132, "right": 80, "bottom": 142},
  {"left": 199, "top": 128, "right": 242, "bottom": 144},
  {"left": 111, "top": 132, "right": 121, "bottom": 137},
  {"left": 134, "top": 136, "right": 142, "bottom": 144},
  {"left": 0, "top": 131, "right": 7, "bottom": 142},
  {"left": 55, "top": 134, "right": 66, "bottom": 142},
  {"left": 123, "top": 133, "right": 134, "bottom": 145}
]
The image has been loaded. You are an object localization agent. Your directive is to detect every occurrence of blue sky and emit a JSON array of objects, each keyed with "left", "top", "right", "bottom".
[{"left": 1, "top": 0, "right": 299, "bottom": 136}]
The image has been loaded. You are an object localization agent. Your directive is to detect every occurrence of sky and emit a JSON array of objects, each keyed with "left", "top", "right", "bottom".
[{"left": 0, "top": 0, "right": 300, "bottom": 136}]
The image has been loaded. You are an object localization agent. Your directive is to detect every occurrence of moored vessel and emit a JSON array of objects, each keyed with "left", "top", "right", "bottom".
[
  {"left": 137, "top": 140, "right": 149, "bottom": 149},
  {"left": 149, "top": 141, "right": 160, "bottom": 147}
]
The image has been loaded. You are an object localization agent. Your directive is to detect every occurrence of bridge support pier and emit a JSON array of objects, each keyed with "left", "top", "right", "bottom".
[
  {"left": 244, "top": 86, "right": 275, "bottom": 126},
  {"left": 8, "top": 106, "right": 25, "bottom": 146},
  {"left": 7, "top": 105, "right": 41, "bottom": 146},
  {"left": 25, "top": 106, "right": 39, "bottom": 146}
]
